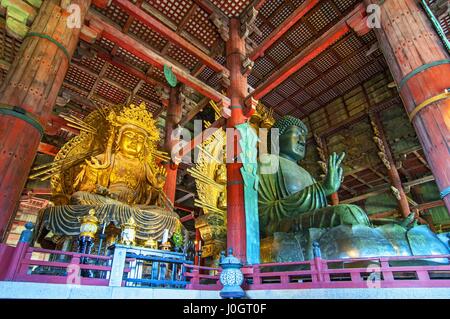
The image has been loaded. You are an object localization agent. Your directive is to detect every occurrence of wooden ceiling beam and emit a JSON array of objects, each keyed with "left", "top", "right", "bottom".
[
  {"left": 349, "top": 173, "right": 374, "bottom": 189},
  {"left": 249, "top": 0, "right": 320, "bottom": 61},
  {"left": 241, "top": 0, "right": 269, "bottom": 17},
  {"left": 87, "top": 11, "right": 230, "bottom": 106},
  {"left": 161, "top": 4, "right": 199, "bottom": 56},
  {"left": 247, "top": 3, "right": 366, "bottom": 101},
  {"left": 369, "top": 167, "right": 390, "bottom": 183},
  {"left": 95, "top": 51, "right": 166, "bottom": 88},
  {"left": 192, "top": 0, "right": 229, "bottom": 22},
  {"left": 341, "top": 175, "right": 436, "bottom": 204},
  {"left": 108, "top": 0, "right": 229, "bottom": 77},
  {"left": 317, "top": 96, "right": 401, "bottom": 138},
  {"left": 179, "top": 97, "right": 210, "bottom": 126},
  {"left": 37, "top": 142, "right": 60, "bottom": 157}
]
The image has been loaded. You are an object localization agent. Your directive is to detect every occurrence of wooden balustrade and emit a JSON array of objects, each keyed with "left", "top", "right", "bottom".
[
  {"left": 183, "top": 264, "right": 222, "bottom": 290},
  {"left": 2, "top": 241, "right": 450, "bottom": 291},
  {"left": 13, "top": 247, "right": 115, "bottom": 286}
]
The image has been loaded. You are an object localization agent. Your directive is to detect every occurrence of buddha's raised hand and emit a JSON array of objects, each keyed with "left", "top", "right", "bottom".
[
  {"left": 154, "top": 166, "right": 167, "bottom": 189},
  {"left": 323, "top": 152, "right": 345, "bottom": 195}
]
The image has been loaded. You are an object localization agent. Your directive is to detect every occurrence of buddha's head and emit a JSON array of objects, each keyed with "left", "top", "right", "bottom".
[
  {"left": 272, "top": 115, "right": 308, "bottom": 161},
  {"left": 109, "top": 102, "right": 160, "bottom": 159},
  {"left": 117, "top": 126, "right": 147, "bottom": 158}
]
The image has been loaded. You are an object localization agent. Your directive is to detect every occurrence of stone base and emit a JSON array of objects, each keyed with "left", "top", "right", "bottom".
[{"left": 1, "top": 282, "right": 450, "bottom": 299}]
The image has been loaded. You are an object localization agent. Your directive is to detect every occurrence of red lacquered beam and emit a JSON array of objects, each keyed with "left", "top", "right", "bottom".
[
  {"left": 88, "top": 11, "right": 230, "bottom": 105},
  {"left": 37, "top": 142, "right": 59, "bottom": 157},
  {"left": 248, "top": 4, "right": 365, "bottom": 101},
  {"left": 249, "top": 0, "right": 320, "bottom": 61},
  {"left": 110, "top": 0, "right": 229, "bottom": 77},
  {"left": 96, "top": 51, "right": 166, "bottom": 88}
]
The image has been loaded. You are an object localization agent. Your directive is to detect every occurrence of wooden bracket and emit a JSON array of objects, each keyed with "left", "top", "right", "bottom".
[
  {"left": 346, "top": 4, "right": 370, "bottom": 36},
  {"left": 180, "top": 91, "right": 197, "bottom": 113},
  {"left": 91, "top": 0, "right": 111, "bottom": 9},
  {"left": 240, "top": 7, "right": 261, "bottom": 38},
  {"left": 210, "top": 12, "right": 229, "bottom": 42},
  {"left": 80, "top": 24, "right": 99, "bottom": 43},
  {"left": 155, "top": 85, "right": 170, "bottom": 108},
  {"left": 244, "top": 96, "right": 257, "bottom": 118},
  {"left": 242, "top": 57, "right": 254, "bottom": 77},
  {"left": 1, "top": 0, "right": 39, "bottom": 39},
  {"left": 218, "top": 99, "right": 231, "bottom": 119},
  {"left": 218, "top": 71, "right": 230, "bottom": 89},
  {"left": 240, "top": 6, "right": 262, "bottom": 52}
]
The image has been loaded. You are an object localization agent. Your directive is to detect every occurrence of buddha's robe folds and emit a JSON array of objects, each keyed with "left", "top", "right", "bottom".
[
  {"left": 258, "top": 154, "right": 371, "bottom": 237},
  {"left": 37, "top": 153, "right": 179, "bottom": 241},
  {"left": 37, "top": 192, "right": 179, "bottom": 241}
]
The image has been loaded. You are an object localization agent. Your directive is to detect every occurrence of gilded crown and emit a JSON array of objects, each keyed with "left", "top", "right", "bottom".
[{"left": 109, "top": 102, "right": 159, "bottom": 142}]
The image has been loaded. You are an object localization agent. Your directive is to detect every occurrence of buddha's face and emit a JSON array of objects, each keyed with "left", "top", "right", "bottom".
[
  {"left": 279, "top": 125, "right": 307, "bottom": 161},
  {"left": 118, "top": 128, "right": 146, "bottom": 158}
]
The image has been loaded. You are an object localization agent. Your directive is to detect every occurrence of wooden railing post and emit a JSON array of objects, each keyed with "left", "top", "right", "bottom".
[
  {"left": 191, "top": 266, "right": 200, "bottom": 286},
  {"left": 253, "top": 265, "right": 261, "bottom": 286},
  {"left": 416, "top": 269, "right": 430, "bottom": 281},
  {"left": 380, "top": 258, "right": 394, "bottom": 284},
  {"left": 312, "top": 241, "right": 325, "bottom": 284},
  {"left": 5, "top": 222, "right": 33, "bottom": 281}
]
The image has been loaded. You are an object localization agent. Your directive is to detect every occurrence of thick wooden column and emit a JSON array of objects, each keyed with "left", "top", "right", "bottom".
[
  {"left": 163, "top": 86, "right": 182, "bottom": 204},
  {"left": 226, "top": 18, "right": 247, "bottom": 262},
  {"left": 371, "top": 113, "right": 411, "bottom": 218},
  {"left": 365, "top": 0, "right": 450, "bottom": 213},
  {"left": 0, "top": 0, "right": 91, "bottom": 241}
]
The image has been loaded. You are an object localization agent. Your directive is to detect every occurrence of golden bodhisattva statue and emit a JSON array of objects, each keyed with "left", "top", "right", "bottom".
[{"left": 35, "top": 102, "right": 182, "bottom": 245}]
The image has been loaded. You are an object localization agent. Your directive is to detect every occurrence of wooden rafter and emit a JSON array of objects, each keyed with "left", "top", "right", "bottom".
[
  {"left": 349, "top": 173, "right": 374, "bottom": 189},
  {"left": 341, "top": 175, "right": 436, "bottom": 204},
  {"left": 87, "top": 11, "right": 230, "bottom": 105},
  {"left": 249, "top": 0, "right": 320, "bottom": 61},
  {"left": 161, "top": 4, "right": 199, "bottom": 56},
  {"left": 248, "top": 4, "right": 365, "bottom": 101},
  {"left": 369, "top": 167, "right": 390, "bottom": 183},
  {"left": 192, "top": 0, "right": 229, "bottom": 22},
  {"left": 282, "top": 38, "right": 378, "bottom": 116},
  {"left": 108, "top": 0, "right": 229, "bottom": 77}
]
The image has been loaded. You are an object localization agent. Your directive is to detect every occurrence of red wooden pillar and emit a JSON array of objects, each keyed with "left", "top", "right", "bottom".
[
  {"left": 0, "top": 0, "right": 91, "bottom": 241},
  {"left": 226, "top": 18, "right": 247, "bottom": 262},
  {"left": 365, "top": 0, "right": 450, "bottom": 213},
  {"left": 163, "top": 86, "right": 182, "bottom": 204}
]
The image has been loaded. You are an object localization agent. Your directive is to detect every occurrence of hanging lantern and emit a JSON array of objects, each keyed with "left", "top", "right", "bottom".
[{"left": 120, "top": 217, "right": 136, "bottom": 246}]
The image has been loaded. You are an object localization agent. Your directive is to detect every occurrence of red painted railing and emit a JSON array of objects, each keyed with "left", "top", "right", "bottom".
[
  {"left": 2, "top": 241, "right": 450, "bottom": 290},
  {"left": 14, "top": 247, "right": 114, "bottom": 286},
  {"left": 183, "top": 264, "right": 222, "bottom": 290},
  {"left": 184, "top": 255, "right": 450, "bottom": 290}
]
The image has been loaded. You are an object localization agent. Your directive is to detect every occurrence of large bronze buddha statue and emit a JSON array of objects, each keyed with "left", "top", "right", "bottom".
[
  {"left": 36, "top": 102, "right": 182, "bottom": 244},
  {"left": 258, "top": 116, "right": 370, "bottom": 237},
  {"left": 258, "top": 116, "right": 449, "bottom": 262}
]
